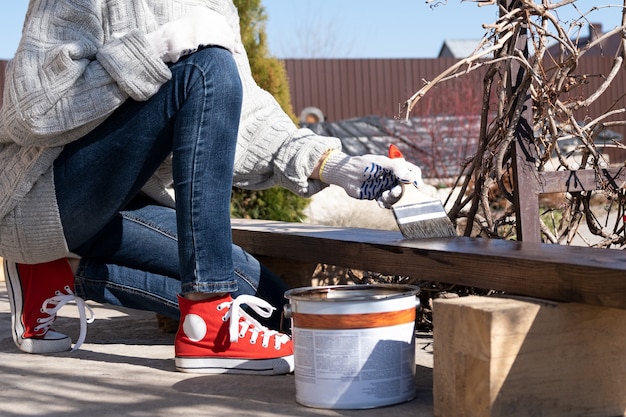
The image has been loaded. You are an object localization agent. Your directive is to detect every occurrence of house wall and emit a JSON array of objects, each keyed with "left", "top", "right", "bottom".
[
  {"left": 283, "top": 57, "right": 626, "bottom": 129},
  {"left": 283, "top": 58, "right": 469, "bottom": 122}
]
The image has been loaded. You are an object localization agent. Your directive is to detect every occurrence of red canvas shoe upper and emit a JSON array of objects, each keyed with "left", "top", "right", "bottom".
[
  {"left": 8, "top": 259, "right": 94, "bottom": 352},
  {"left": 176, "top": 294, "right": 293, "bottom": 359}
]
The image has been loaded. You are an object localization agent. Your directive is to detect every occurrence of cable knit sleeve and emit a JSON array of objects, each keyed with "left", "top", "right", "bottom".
[
  {"left": 0, "top": 0, "right": 171, "bottom": 148},
  {"left": 231, "top": 51, "right": 342, "bottom": 197}
]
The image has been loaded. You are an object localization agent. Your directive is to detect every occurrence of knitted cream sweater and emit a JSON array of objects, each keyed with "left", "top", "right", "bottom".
[{"left": 0, "top": 0, "right": 340, "bottom": 263}]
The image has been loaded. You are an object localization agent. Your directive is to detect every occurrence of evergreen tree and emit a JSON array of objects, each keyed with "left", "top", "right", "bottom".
[{"left": 231, "top": 0, "right": 309, "bottom": 222}]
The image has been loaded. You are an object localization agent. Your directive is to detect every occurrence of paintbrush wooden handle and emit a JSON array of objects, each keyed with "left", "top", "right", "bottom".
[{"left": 397, "top": 183, "right": 434, "bottom": 205}]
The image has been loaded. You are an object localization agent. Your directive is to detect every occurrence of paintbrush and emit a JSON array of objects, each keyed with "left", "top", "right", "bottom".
[{"left": 388, "top": 144, "right": 457, "bottom": 239}]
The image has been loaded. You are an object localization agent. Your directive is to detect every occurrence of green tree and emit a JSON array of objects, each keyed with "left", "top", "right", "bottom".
[{"left": 231, "top": 0, "right": 309, "bottom": 222}]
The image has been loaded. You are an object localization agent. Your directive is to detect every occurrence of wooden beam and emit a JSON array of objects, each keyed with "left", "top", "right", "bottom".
[
  {"left": 538, "top": 168, "right": 626, "bottom": 194},
  {"left": 433, "top": 296, "right": 626, "bottom": 417},
  {"left": 501, "top": 0, "right": 542, "bottom": 242},
  {"left": 231, "top": 219, "right": 626, "bottom": 310}
]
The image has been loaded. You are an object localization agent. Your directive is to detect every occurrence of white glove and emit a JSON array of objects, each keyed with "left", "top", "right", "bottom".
[
  {"left": 319, "top": 151, "right": 423, "bottom": 208},
  {"left": 146, "top": 7, "right": 238, "bottom": 63}
]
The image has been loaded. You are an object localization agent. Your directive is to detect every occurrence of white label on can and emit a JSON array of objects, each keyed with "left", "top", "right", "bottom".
[{"left": 293, "top": 322, "right": 416, "bottom": 409}]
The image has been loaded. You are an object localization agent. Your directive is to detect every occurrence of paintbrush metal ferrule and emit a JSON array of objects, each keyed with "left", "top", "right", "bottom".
[{"left": 393, "top": 201, "right": 449, "bottom": 224}]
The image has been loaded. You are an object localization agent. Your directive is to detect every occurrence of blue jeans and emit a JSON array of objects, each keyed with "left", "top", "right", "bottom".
[{"left": 53, "top": 48, "right": 289, "bottom": 327}]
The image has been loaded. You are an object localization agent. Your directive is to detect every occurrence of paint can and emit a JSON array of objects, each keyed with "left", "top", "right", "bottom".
[{"left": 284, "top": 284, "right": 420, "bottom": 409}]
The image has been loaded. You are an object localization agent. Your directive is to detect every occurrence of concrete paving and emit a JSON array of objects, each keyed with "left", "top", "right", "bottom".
[{"left": 0, "top": 282, "right": 435, "bottom": 417}]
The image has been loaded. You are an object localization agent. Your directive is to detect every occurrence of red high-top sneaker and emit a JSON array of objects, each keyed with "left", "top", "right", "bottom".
[
  {"left": 4, "top": 259, "right": 94, "bottom": 354},
  {"left": 175, "top": 294, "right": 294, "bottom": 375}
]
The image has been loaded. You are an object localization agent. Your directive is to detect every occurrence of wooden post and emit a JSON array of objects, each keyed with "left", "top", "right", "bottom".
[
  {"left": 433, "top": 296, "right": 626, "bottom": 417},
  {"left": 500, "top": 0, "right": 541, "bottom": 242}
]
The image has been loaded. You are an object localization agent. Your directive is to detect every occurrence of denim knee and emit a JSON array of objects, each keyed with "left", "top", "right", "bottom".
[{"left": 175, "top": 47, "right": 243, "bottom": 106}]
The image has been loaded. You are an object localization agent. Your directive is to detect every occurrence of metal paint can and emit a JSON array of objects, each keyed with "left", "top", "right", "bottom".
[{"left": 284, "top": 284, "right": 420, "bottom": 409}]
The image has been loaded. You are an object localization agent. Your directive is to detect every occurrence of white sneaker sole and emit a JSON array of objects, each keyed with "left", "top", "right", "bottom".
[{"left": 175, "top": 355, "right": 294, "bottom": 375}]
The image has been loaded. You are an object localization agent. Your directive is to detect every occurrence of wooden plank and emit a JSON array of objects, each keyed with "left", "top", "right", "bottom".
[
  {"left": 231, "top": 218, "right": 626, "bottom": 310},
  {"left": 538, "top": 168, "right": 626, "bottom": 194},
  {"left": 432, "top": 296, "right": 626, "bottom": 417}
]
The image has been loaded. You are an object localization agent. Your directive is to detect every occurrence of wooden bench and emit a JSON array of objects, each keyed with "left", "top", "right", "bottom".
[
  {"left": 231, "top": 218, "right": 626, "bottom": 309},
  {"left": 231, "top": 218, "right": 626, "bottom": 417}
]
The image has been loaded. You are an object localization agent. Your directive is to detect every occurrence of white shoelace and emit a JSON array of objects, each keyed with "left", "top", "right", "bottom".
[
  {"left": 217, "top": 294, "right": 290, "bottom": 349},
  {"left": 35, "top": 285, "right": 95, "bottom": 352}
]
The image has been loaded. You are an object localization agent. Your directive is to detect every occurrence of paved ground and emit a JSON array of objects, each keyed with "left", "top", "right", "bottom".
[{"left": 0, "top": 282, "right": 435, "bottom": 417}]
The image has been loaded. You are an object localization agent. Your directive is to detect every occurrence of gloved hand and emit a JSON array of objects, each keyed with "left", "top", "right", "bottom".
[
  {"left": 319, "top": 150, "right": 423, "bottom": 208},
  {"left": 146, "top": 7, "right": 239, "bottom": 63}
]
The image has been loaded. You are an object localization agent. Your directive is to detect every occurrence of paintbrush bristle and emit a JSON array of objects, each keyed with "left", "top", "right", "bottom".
[
  {"left": 393, "top": 201, "right": 457, "bottom": 239},
  {"left": 396, "top": 216, "right": 457, "bottom": 239}
]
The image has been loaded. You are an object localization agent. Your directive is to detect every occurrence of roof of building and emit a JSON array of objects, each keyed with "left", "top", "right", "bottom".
[
  {"left": 304, "top": 115, "right": 482, "bottom": 178},
  {"left": 546, "top": 23, "right": 621, "bottom": 57},
  {"left": 438, "top": 39, "right": 484, "bottom": 58}
]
